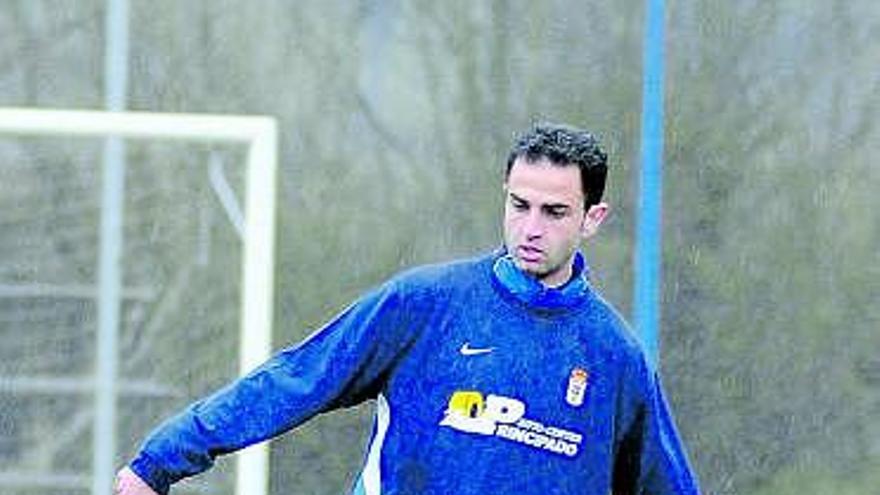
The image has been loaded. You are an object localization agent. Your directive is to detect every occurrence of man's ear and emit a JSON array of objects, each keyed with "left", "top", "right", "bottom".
[{"left": 581, "top": 202, "right": 610, "bottom": 239}]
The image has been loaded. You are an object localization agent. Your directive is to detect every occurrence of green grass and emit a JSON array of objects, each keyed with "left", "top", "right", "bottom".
[{"left": 748, "top": 456, "right": 880, "bottom": 495}]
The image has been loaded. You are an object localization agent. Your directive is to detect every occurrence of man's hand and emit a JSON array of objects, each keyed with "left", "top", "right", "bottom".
[{"left": 114, "top": 466, "right": 159, "bottom": 495}]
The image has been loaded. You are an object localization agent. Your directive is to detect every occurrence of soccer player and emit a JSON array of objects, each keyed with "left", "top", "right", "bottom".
[{"left": 115, "top": 123, "right": 700, "bottom": 494}]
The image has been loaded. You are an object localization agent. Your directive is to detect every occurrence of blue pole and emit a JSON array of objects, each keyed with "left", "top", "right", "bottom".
[{"left": 634, "top": 0, "right": 665, "bottom": 367}]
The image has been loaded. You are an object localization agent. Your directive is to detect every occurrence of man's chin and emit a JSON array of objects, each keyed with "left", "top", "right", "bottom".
[
  {"left": 515, "top": 259, "right": 571, "bottom": 287},
  {"left": 514, "top": 259, "right": 548, "bottom": 279}
]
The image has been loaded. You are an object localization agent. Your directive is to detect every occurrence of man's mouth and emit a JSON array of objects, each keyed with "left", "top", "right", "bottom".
[{"left": 517, "top": 245, "right": 544, "bottom": 263}]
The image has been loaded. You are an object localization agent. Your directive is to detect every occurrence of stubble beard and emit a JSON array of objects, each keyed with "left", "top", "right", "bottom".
[{"left": 516, "top": 257, "right": 565, "bottom": 285}]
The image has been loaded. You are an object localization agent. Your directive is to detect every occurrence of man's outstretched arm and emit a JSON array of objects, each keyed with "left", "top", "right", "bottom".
[{"left": 115, "top": 278, "right": 420, "bottom": 493}]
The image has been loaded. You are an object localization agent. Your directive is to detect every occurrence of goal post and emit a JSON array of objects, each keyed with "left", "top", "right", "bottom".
[{"left": 0, "top": 107, "right": 277, "bottom": 495}]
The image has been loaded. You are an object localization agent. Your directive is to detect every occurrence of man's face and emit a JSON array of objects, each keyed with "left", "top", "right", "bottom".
[{"left": 503, "top": 157, "right": 608, "bottom": 287}]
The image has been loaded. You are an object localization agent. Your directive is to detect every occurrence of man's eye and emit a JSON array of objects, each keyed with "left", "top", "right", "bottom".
[
  {"left": 511, "top": 199, "right": 529, "bottom": 211},
  {"left": 546, "top": 208, "right": 568, "bottom": 219}
]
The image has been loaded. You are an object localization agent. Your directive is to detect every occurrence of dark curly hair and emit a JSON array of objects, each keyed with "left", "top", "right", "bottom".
[{"left": 505, "top": 123, "right": 608, "bottom": 207}]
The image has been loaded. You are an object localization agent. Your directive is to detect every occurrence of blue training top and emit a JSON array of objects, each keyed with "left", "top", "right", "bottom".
[{"left": 129, "top": 249, "right": 700, "bottom": 495}]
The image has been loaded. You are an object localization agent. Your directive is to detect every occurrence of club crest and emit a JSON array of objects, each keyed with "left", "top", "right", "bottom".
[{"left": 565, "top": 367, "right": 589, "bottom": 407}]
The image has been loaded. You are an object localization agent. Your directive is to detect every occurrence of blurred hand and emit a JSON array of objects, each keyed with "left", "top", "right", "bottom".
[{"left": 114, "top": 466, "right": 159, "bottom": 495}]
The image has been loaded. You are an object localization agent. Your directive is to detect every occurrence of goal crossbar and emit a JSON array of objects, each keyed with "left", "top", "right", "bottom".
[{"left": 0, "top": 106, "right": 275, "bottom": 142}]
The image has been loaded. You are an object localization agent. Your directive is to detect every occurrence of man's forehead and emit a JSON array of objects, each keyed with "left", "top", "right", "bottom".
[
  {"left": 514, "top": 155, "right": 572, "bottom": 168},
  {"left": 505, "top": 159, "right": 584, "bottom": 205}
]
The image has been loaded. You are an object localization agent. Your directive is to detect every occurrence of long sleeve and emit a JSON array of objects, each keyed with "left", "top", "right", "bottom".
[
  {"left": 129, "top": 280, "right": 418, "bottom": 494},
  {"left": 612, "top": 357, "right": 701, "bottom": 495}
]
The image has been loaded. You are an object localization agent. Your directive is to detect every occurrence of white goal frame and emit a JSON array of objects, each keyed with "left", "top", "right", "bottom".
[{"left": 0, "top": 107, "right": 277, "bottom": 495}]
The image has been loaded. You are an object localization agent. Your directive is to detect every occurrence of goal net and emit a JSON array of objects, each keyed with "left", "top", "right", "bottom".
[{"left": 0, "top": 108, "right": 277, "bottom": 495}]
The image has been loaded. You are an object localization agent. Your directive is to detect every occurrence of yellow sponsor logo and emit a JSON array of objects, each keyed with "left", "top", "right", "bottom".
[{"left": 447, "top": 391, "right": 485, "bottom": 419}]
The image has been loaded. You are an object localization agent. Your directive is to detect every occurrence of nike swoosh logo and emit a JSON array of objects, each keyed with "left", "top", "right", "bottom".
[{"left": 459, "top": 342, "right": 494, "bottom": 356}]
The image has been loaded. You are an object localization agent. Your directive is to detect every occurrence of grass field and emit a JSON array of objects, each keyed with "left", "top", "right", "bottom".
[{"left": 748, "top": 456, "right": 880, "bottom": 495}]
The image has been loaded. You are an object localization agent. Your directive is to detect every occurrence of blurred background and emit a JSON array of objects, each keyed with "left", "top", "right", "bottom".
[{"left": 1, "top": 1, "right": 878, "bottom": 494}]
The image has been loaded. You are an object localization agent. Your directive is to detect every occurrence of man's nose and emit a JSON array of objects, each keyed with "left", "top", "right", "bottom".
[{"left": 523, "top": 211, "right": 545, "bottom": 240}]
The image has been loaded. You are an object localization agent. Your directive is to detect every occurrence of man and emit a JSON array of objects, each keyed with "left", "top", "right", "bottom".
[{"left": 116, "top": 123, "right": 700, "bottom": 494}]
